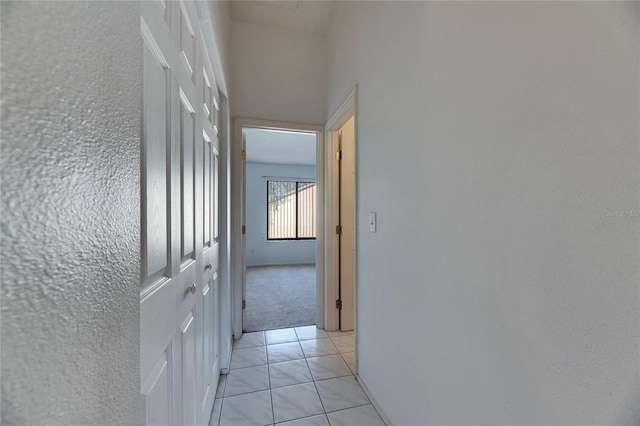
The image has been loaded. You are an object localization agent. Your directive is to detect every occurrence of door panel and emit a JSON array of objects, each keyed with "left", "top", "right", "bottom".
[
  {"left": 176, "top": 1, "right": 195, "bottom": 79},
  {"left": 213, "top": 96, "right": 220, "bottom": 134},
  {"left": 241, "top": 132, "right": 247, "bottom": 329},
  {"left": 141, "top": 1, "right": 221, "bottom": 424},
  {"left": 213, "top": 152, "right": 220, "bottom": 241},
  {"left": 203, "top": 135, "right": 211, "bottom": 245},
  {"left": 141, "top": 352, "right": 171, "bottom": 426},
  {"left": 212, "top": 271, "right": 220, "bottom": 371},
  {"left": 180, "top": 312, "right": 197, "bottom": 426},
  {"left": 181, "top": 93, "right": 196, "bottom": 260},
  {"left": 140, "top": 280, "right": 175, "bottom": 382},
  {"left": 201, "top": 280, "right": 212, "bottom": 403},
  {"left": 203, "top": 73, "right": 212, "bottom": 124},
  {"left": 142, "top": 36, "right": 169, "bottom": 279}
]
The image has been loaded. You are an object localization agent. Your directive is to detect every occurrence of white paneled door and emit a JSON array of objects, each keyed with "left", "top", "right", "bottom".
[{"left": 140, "top": 1, "right": 221, "bottom": 425}]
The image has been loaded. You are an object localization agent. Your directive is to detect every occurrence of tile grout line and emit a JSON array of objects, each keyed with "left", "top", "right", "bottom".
[
  {"left": 282, "top": 330, "right": 326, "bottom": 424},
  {"left": 217, "top": 397, "right": 225, "bottom": 426},
  {"left": 324, "top": 402, "right": 376, "bottom": 418},
  {"left": 274, "top": 413, "right": 330, "bottom": 425},
  {"left": 337, "top": 351, "right": 355, "bottom": 377},
  {"left": 304, "top": 342, "right": 330, "bottom": 419},
  {"left": 262, "top": 336, "right": 275, "bottom": 425},
  {"left": 311, "top": 375, "right": 372, "bottom": 416},
  {"left": 278, "top": 334, "right": 312, "bottom": 425},
  {"left": 267, "top": 345, "right": 276, "bottom": 426}
]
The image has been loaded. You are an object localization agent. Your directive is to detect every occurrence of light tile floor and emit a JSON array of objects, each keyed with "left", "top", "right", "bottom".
[{"left": 209, "top": 325, "right": 385, "bottom": 426}]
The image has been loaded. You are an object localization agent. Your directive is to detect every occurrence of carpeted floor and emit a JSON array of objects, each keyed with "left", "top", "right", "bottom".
[{"left": 243, "top": 264, "right": 316, "bottom": 332}]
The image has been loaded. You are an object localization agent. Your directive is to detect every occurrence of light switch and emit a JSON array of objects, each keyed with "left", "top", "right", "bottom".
[{"left": 369, "top": 212, "right": 376, "bottom": 232}]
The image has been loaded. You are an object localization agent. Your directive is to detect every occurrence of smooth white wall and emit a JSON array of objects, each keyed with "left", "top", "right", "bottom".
[
  {"left": 1, "top": 2, "right": 141, "bottom": 423},
  {"left": 230, "top": 20, "right": 327, "bottom": 124},
  {"left": 199, "top": 0, "right": 231, "bottom": 95},
  {"left": 326, "top": 2, "right": 640, "bottom": 424},
  {"left": 246, "top": 162, "right": 316, "bottom": 266}
]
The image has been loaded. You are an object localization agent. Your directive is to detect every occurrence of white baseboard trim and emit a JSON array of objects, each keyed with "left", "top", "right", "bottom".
[
  {"left": 246, "top": 262, "right": 316, "bottom": 267},
  {"left": 356, "top": 374, "right": 393, "bottom": 426},
  {"left": 220, "top": 344, "right": 232, "bottom": 375}
]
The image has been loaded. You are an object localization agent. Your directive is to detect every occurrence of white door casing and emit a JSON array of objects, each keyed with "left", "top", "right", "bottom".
[
  {"left": 325, "top": 88, "right": 357, "bottom": 333},
  {"left": 140, "top": 1, "right": 221, "bottom": 425},
  {"left": 232, "top": 119, "right": 324, "bottom": 337}
]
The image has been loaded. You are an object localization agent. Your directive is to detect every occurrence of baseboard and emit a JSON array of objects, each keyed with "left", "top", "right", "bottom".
[
  {"left": 220, "top": 341, "right": 232, "bottom": 375},
  {"left": 356, "top": 374, "right": 393, "bottom": 426},
  {"left": 246, "top": 262, "right": 316, "bottom": 267}
]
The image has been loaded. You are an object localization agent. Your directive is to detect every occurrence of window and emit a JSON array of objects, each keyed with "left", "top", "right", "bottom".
[{"left": 267, "top": 181, "right": 316, "bottom": 240}]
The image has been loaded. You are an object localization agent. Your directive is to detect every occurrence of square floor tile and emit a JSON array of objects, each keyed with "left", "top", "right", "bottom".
[
  {"left": 340, "top": 352, "right": 355, "bottom": 374},
  {"left": 267, "top": 342, "right": 304, "bottom": 364},
  {"left": 315, "top": 376, "right": 370, "bottom": 412},
  {"left": 230, "top": 346, "right": 267, "bottom": 369},
  {"left": 295, "top": 325, "right": 328, "bottom": 341},
  {"left": 306, "top": 355, "right": 352, "bottom": 381},
  {"left": 300, "top": 338, "right": 338, "bottom": 358},
  {"left": 209, "top": 398, "right": 222, "bottom": 426},
  {"left": 265, "top": 328, "right": 298, "bottom": 345},
  {"left": 326, "top": 404, "right": 385, "bottom": 426},
  {"left": 224, "top": 365, "right": 270, "bottom": 397},
  {"left": 219, "top": 390, "right": 272, "bottom": 426},
  {"left": 329, "top": 335, "right": 355, "bottom": 353},
  {"left": 233, "top": 331, "right": 265, "bottom": 349},
  {"left": 268, "top": 359, "right": 312, "bottom": 388},
  {"left": 271, "top": 382, "right": 324, "bottom": 423},
  {"left": 277, "top": 414, "right": 330, "bottom": 426},
  {"left": 215, "top": 374, "right": 227, "bottom": 398}
]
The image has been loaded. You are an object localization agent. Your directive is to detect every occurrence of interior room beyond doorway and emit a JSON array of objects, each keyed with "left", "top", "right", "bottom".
[{"left": 243, "top": 128, "right": 318, "bottom": 332}]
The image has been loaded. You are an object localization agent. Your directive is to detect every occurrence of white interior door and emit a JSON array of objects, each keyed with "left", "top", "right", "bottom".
[
  {"left": 241, "top": 131, "right": 247, "bottom": 327},
  {"left": 199, "top": 40, "right": 222, "bottom": 424},
  {"left": 339, "top": 116, "right": 355, "bottom": 331},
  {"left": 140, "top": 1, "right": 221, "bottom": 424}
]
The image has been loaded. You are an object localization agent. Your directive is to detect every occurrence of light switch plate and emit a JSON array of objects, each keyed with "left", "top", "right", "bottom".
[{"left": 369, "top": 212, "right": 376, "bottom": 232}]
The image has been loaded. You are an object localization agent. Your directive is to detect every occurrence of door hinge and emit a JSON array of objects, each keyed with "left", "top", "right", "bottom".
[
  {"left": 336, "top": 225, "right": 342, "bottom": 235},
  {"left": 242, "top": 300, "right": 246, "bottom": 310},
  {"left": 336, "top": 299, "right": 342, "bottom": 310},
  {"left": 242, "top": 150, "right": 246, "bottom": 160},
  {"left": 335, "top": 150, "right": 342, "bottom": 160},
  {"left": 242, "top": 225, "right": 246, "bottom": 235}
]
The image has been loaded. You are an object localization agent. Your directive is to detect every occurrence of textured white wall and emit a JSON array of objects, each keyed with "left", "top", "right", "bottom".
[
  {"left": 230, "top": 20, "right": 327, "bottom": 124},
  {"left": 246, "top": 163, "right": 316, "bottom": 266},
  {"left": 1, "top": 2, "right": 141, "bottom": 424},
  {"left": 326, "top": 2, "right": 640, "bottom": 424}
]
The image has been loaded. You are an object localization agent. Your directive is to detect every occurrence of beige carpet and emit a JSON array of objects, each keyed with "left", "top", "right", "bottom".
[{"left": 243, "top": 264, "right": 316, "bottom": 332}]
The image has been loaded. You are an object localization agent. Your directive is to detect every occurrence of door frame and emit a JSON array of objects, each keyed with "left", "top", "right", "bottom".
[
  {"left": 324, "top": 87, "right": 358, "bottom": 333},
  {"left": 232, "top": 118, "right": 325, "bottom": 339}
]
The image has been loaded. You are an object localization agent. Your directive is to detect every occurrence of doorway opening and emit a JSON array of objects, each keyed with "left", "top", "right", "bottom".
[
  {"left": 244, "top": 128, "right": 318, "bottom": 332},
  {"left": 232, "top": 119, "right": 325, "bottom": 338}
]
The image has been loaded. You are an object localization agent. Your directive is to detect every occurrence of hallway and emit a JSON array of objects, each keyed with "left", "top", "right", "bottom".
[
  {"left": 210, "top": 326, "right": 383, "bottom": 426},
  {"left": 3, "top": 1, "right": 639, "bottom": 424}
]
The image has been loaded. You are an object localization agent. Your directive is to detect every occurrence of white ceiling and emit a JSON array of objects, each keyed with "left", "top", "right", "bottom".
[
  {"left": 229, "top": 0, "right": 336, "bottom": 37},
  {"left": 244, "top": 128, "right": 316, "bottom": 166}
]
